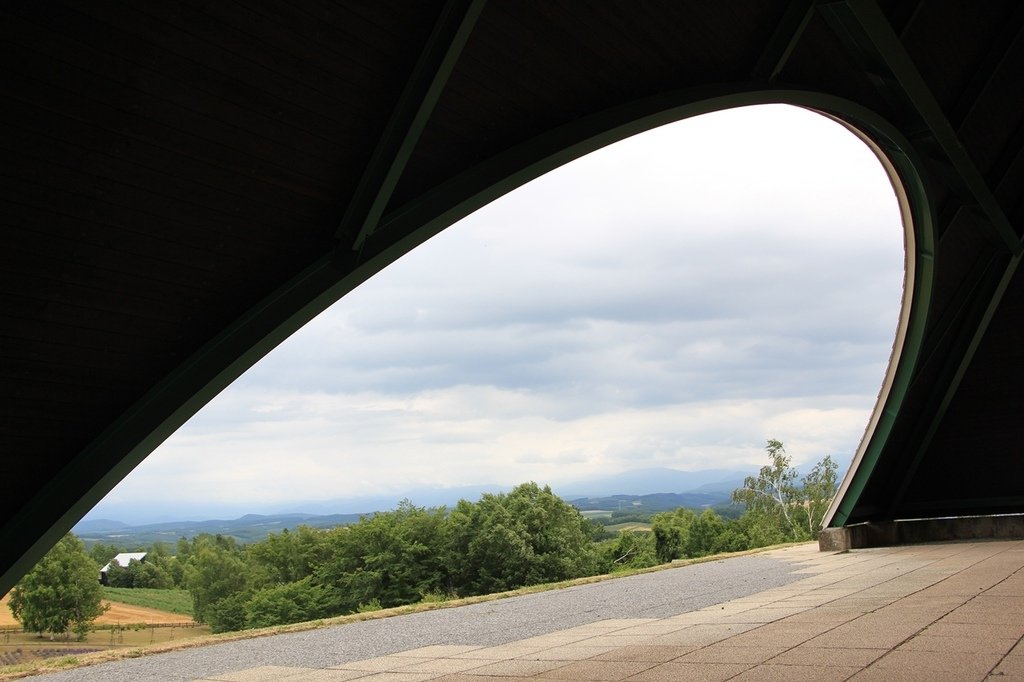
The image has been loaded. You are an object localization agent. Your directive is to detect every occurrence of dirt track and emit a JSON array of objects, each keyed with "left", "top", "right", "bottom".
[{"left": 0, "top": 594, "right": 189, "bottom": 628}]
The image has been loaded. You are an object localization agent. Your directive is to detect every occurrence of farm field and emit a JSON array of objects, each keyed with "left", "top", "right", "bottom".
[
  {"left": 99, "top": 587, "right": 193, "bottom": 616},
  {"left": 0, "top": 592, "right": 191, "bottom": 628},
  {"left": 0, "top": 622, "right": 211, "bottom": 669},
  {"left": 605, "top": 522, "right": 652, "bottom": 532},
  {"left": 1, "top": 592, "right": 208, "bottom": 671}
]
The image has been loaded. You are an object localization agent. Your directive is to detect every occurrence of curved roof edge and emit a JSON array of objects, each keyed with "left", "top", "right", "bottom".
[
  {"left": 0, "top": 86, "right": 924, "bottom": 595},
  {"left": 820, "top": 114, "right": 934, "bottom": 528}
]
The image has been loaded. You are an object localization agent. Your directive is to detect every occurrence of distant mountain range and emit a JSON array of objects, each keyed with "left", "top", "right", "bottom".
[
  {"left": 551, "top": 468, "right": 746, "bottom": 498},
  {"left": 74, "top": 512, "right": 366, "bottom": 546},
  {"left": 568, "top": 491, "right": 736, "bottom": 513},
  {"left": 74, "top": 467, "right": 753, "bottom": 546}
]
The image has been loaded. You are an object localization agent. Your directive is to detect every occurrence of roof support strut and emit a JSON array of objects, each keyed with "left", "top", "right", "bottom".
[
  {"left": 752, "top": 0, "right": 817, "bottom": 83},
  {"left": 337, "top": 0, "right": 486, "bottom": 251},
  {"left": 885, "top": 248, "right": 1021, "bottom": 516},
  {"left": 834, "top": 0, "right": 1021, "bottom": 256}
]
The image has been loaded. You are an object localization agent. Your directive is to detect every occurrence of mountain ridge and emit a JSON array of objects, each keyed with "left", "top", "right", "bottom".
[{"left": 75, "top": 467, "right": 753, "bottom": 545}]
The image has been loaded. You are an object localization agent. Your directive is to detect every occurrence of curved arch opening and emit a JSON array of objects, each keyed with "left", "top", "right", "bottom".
[{"left": 88, "top": 103, "right": 913, "bottom": 528}]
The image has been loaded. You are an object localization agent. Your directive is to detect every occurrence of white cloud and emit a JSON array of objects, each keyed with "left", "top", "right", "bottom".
[
  {"left": 118, "top": 385, "right": 872, "bottom": 508},
  {"left": 96, "top": 104, "right": 905, "bottom": 517}
]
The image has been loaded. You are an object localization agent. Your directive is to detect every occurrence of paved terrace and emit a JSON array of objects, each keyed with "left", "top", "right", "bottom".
[{"left": 39, "top": 541, "right": 1024, "bottom": 681}]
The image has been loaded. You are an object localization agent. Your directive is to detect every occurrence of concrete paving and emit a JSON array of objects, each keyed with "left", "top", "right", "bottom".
[{"left": 37, "top": 541, "right": 1024, "bottom": 681}]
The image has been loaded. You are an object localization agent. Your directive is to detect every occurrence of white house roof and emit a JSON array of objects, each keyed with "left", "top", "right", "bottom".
[{"left": 100, "top": 552, "right": 147, "bottom": 573}]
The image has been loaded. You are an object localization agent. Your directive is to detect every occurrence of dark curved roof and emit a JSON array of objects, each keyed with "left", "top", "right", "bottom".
[{"left": 3, "top": 0, "right": 1023, "bottom": 593}]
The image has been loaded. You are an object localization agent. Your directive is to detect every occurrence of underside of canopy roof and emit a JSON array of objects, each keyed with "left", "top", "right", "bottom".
[{"left": 3, "top": 0, "right": 1023, "bottom": 593}]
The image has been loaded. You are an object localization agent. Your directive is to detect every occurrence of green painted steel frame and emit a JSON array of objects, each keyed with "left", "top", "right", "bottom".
[
  {"left": 0, "top": 86, "right": 934, "bottom": 595},
  {"left": 338, "top": 0, "right": 487, "bottom": 250}
]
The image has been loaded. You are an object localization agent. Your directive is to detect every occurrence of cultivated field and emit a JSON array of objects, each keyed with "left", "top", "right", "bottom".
[
  {"left": 1, "top": 592, "right": 208, "bottom": 672},
  {"left": 0, "top": 593, "right": 190, "bottom": 628},
  {"left": 604, "top": 522, "right": 652, "bottom": 532}
]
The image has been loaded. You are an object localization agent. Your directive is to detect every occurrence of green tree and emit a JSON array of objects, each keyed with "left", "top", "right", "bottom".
[
  {"left": 204, "top": 592, "right": 249, "bottom": 633},
  {"left": 183, "top": 538, "right": 249, "bottom": 626},
  {"left": 105, "top": 555, "right": 173, "bottom": 589},
  {"left": 710, "top": 524, "right": 750, "bottom": 554},
  {"left": 315, "top": 502, "right": 449, "bottom": 613},
  {"left": 684, "top": 509, "right": 725, "bottom": 558},
  {"left": 731, "top": 439, "right": 802, "bottom": 540},
  {"left": 600, "top": 531, "right": 657, "bottom": 571},
  {"left": 176, "top": 536, "right": 194, "bottom": 563},
  {"left": 446, "top": 483, "right": 599, "bottom": 595},
  {"left": 244, "top": 577, "right": 329, "bottom": 628},
  {"left": 501, "top": 482, "right": 599, "bottom": 584},
  {"left": 651, "top": 507, "right": 697, "bottom": 562},
  {"left": 9, "top": 534, "right": 108, "bottom": 640},
  {"left": 732, "top": 440, "right": 842, "bottom": 543},
  {"left": 131, "top": 559, "right": 173, "bottom": 589},
  {"left": 587, "top": 518, "right": 617, "bottom": 542},
  {"left": 247, "top": 526, "right": 329, "bottom": 590},
  {"left": 87, "top": 542, "right": 120, "bottom": 568},
  {"left": 796, "top": 454, "right": 839, "bottom": 537},
  {"left": 247, "top": 528, "right": 304, "bottom": 588},
  {"left": 104, "top": 558, "right": 133, "bottom": 587},
  {"left": 736, "top": 510, "right": 788, "bottom": 547},
  {"left": 144, "top": 542, "right": 177, "bottom": 585}
]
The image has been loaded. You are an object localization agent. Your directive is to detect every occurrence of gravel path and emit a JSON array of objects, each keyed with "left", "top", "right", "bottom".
[{"left": 35, "top": 553, "right": 804, "bottom": 681}]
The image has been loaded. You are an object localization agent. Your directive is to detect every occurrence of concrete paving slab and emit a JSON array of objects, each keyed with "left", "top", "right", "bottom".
[
  {"left": 451, "top": 646, "right": 548, "bottom": 660},
  {"left": 989, "top": 654, "right": 1024, "bottom": 678},
  {"left": 625, "top": 661, "right": 750, "bottom": 681},
  {"left": 676, "top": 643, "right": 788, "bottom": 664},
  {"left": 590, "top": 644, "right": 694, "bottom": 662},
  {"left": 729, "top": 663, "right": 860, "bottom": 681},
  {"left": 649, "top": 623, "right": 759, "bottom": 646},
  {"left": 605, "top": 622, "right": 689, "bottom": 636},
  {"left": 716, "top": 622, "right": 824, "bottom": 648},
  {"left": 923, "top": 620, "right": 1024, "bottom": 640},
  {"left": 517, "top": 646, "right": 617, "bottom": 661},
  {"left": 395, "top": 646, "right": 484, "bottom": 658},
  {"left": 397, "top": 659, "right": 492, "bottom": 675},
  {"left": 564, "top": 634, "right": 653, "bottom": 647},
  {"left": 534, "top": 659, "right": 655, "bottom": 680},
  {"left": 431, "top": 677, "right": 533, "bottom": 682},
  {"left": 276, "top": 670, "right": 370, "bottom": 682},
  {"left": 203, "top": 667, "right": 322, "bottom": 681},
  {"left": 331, "top": 656, "right": 433, "bottom": 672},
  {"left": 766, "top": 644, "right": 887, "bottom": 667},
  {"left": 860, "top": 649, "right": 1003, "bottom": 678},
  {"left": 454, "top": 658, "right": 569, "bottom": 677},
  {"left": 718, "top": 605, "right": 809, "bottom": 622},
  {"left": 277, "top": 672, "right": 370, "bottom": 682},
  {"left": 897, "top": 634, "right": 1019, "bottom": 654},
  {"left": 352, "top": 673, "right": 437, "bottom": 682}
]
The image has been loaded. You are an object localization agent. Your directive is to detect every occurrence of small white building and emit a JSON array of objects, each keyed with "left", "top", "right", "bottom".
[{"left": 99, "top": 552, "right": 147, "bottom": 585}]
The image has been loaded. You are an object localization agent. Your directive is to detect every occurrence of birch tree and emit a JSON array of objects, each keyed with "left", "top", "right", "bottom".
[
  {"left": 732, "top": 440, "right": 841, "bottom": 542},
  {"left": 731, "top": 439, "right": 802, "bottom": 540}
]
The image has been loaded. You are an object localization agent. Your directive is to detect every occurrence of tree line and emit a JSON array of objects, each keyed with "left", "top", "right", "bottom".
[{"left": 8, "top": 440, "right": 837, "bottom": 637}]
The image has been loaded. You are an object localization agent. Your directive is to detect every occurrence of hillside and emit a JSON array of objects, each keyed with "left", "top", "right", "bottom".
[
  {"left": 569, "top": 490, "right": 735, "bottom": 513},
  {"left": 73, "top": 512, "right": 364, "bottom": 547}
]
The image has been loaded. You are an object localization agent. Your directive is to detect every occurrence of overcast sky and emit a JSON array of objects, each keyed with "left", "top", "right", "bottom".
[{"left": 91, "top": 104, "right": 906, "bottom": 520}]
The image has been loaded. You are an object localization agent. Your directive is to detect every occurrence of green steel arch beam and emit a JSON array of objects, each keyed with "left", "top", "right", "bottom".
[{"left": 0, "top": 84, "right": 932, "bottom": 595}]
